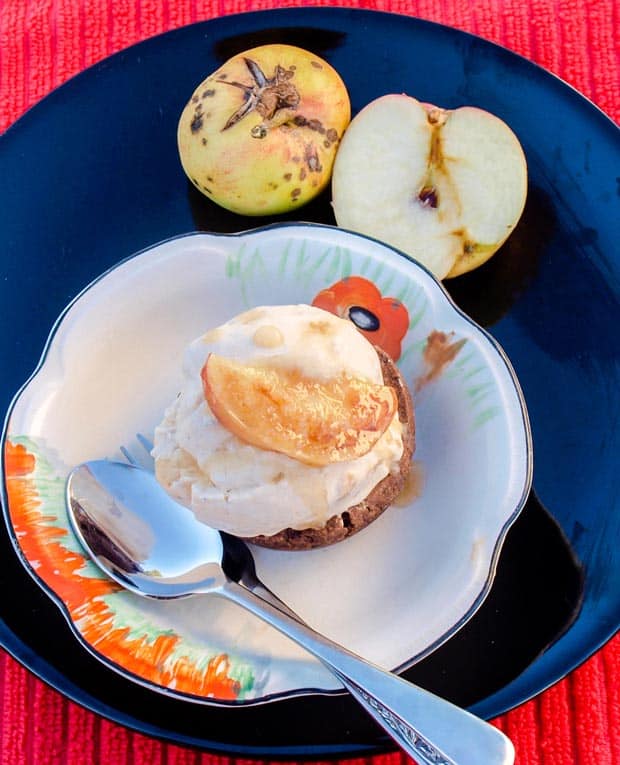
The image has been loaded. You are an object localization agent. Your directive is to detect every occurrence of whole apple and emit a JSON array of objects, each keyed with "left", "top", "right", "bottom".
[
  {"left": 178, "top": 45, "right": 351, "bottom": 216},
  {"left": 331, "top": 94, "right": 528, "bottom": 279}
]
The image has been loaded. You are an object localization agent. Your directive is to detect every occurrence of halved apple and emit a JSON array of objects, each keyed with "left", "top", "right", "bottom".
[
  {"left": 331, "top": 94, "right": 527, "bottom": 279},
  {"left": 201, "top": 354, "right": 396, "bottom": 466}
]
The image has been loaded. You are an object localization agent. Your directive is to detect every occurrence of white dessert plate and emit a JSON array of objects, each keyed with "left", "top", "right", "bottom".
[{"left": 3, "top": 223, "right": 532, "bottom": 704}]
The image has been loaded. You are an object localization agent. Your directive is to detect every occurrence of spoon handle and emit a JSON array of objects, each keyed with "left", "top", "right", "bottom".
[{"left": 221, "top": 580, "right": 513, "bottom": 765}]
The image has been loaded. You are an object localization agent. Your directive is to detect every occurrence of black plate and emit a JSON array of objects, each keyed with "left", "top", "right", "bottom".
[{"left": 1, "top": 7, "right": 619, "bottom": 757}]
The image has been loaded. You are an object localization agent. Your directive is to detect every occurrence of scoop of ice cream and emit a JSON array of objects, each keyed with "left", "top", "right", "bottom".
[{"left": 152, "top": 304, "right": 404, "bottom": 537}]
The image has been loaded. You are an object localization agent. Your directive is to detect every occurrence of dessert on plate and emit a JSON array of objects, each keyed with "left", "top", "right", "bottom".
[{"left": 152, "top": 304, "right": 414, "bottom": 549}]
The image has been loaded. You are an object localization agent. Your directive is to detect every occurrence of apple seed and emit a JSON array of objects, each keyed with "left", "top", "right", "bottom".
[{"left": 418, "top": 186, "right": 439, "bottom": 208}]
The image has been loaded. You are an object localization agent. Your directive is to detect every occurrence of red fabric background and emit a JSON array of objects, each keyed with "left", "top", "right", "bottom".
[{"left": 0, "top": 0, "right": 618, "bottom": 763}]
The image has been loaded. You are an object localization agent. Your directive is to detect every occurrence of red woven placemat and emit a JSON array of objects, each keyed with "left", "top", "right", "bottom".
[{"left": 0, "top": 1, "right": 618, "bottom": 763}]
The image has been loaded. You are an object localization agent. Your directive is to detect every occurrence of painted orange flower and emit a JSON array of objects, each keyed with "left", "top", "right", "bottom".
[
  {"left": 4, "top": 439, "right": 245, "bottom": 701},
  {"left": 312, "top": 276, "right": 409, "bottom": 361}
]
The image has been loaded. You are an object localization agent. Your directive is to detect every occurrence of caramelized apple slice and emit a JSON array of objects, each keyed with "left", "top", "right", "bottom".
[{"left": 201, "top": 354, "right": 397, "bottom": 466}]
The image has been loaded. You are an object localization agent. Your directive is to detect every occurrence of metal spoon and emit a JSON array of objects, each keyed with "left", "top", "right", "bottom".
[{"left": 66, "top": 460, "right": 514, "bottom": 765}]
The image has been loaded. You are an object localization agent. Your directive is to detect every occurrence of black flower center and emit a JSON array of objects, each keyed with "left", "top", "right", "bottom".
[{"left": 348, "top": 305, "right": 380, "bottom": 332}]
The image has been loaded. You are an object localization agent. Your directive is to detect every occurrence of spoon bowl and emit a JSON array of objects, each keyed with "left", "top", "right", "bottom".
[
  {"left": 68, "top": 461, "right": 227, "bottom": 597},
  {"left": 66, "top": 458, "right": 515, "bottom": 765}
]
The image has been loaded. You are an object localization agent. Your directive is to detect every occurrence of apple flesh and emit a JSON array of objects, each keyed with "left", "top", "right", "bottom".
[
  {"left": 331, "top": 94, "right": 527, "bottom": 279},
  {"left": 178, "top": 44, "right": 351, "bottom": 216},
  {"left": 201, "top": 353, "right": 396, "bottom": 467}
]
